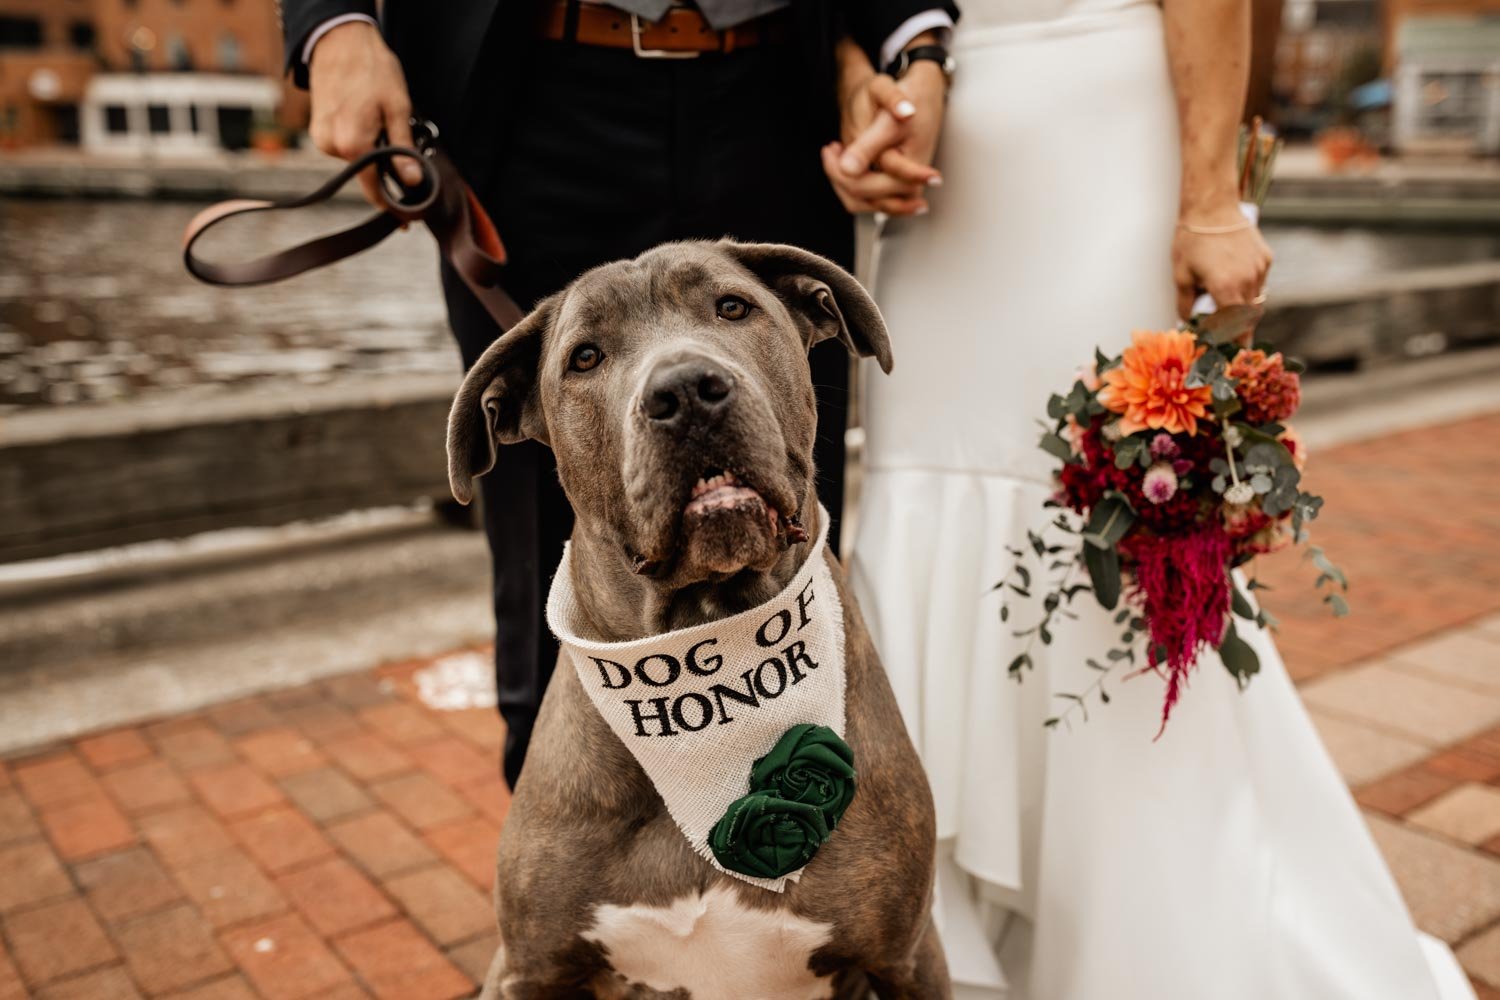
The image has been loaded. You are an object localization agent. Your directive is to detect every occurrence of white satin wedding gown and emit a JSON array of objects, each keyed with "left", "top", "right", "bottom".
[{"left": 847, "top": 2, "right": 1475, "bottom": 997}]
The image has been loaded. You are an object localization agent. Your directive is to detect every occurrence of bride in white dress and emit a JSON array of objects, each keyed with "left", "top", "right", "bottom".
[{"left": 828, "top": 1, "right": 1477, "bottom": 998}]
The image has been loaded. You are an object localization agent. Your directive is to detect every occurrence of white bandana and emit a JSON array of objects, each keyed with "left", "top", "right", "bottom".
[{"left": 546, "top": 509, "right": 846, "bottom": 892}]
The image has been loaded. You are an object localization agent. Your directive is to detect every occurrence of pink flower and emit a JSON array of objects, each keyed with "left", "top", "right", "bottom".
[
  {"left": 1142, "top": 462, "right": 1179, "bottom": 505},
  {"left": 1149, "top": 433, "right": 1180, "bottom": 461}
]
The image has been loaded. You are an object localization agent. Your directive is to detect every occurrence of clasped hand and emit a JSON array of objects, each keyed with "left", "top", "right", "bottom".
[{"left": 822, "top": 38, "right": 946, "bottom": 217}]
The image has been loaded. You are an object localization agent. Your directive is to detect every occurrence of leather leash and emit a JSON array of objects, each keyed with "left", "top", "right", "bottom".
[{"left": 182, "top": 120, "right": 524, "bottom": 331}]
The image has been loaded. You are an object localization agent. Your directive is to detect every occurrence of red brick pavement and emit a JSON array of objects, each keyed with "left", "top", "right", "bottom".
[
  {"left": 1, "top": 413, "right": 1497, "bottom": 997},
  {"left": 1255, "top": 412, "right": 1500, "bottom": 683},
  {"left": 0, "top": 655, "right": 505, "bottom": 998}
]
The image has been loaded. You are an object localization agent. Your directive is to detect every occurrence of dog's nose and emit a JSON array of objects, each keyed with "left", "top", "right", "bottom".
[{"left": 642, "top": 360, "right": 736, "bottom": 425}]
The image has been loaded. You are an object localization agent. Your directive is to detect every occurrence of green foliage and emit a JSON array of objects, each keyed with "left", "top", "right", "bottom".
[
  {"left": 1084, "top": 543, "right": 1122, "bottom": 611},
  {"left": 1218, "top": 622, "right": 1261, "bottom": 690}
]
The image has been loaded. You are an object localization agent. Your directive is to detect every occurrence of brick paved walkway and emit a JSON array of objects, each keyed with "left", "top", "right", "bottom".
[
  {"left": 1, "top": 411, "right": 1499, "bottom": 999},
  {"left": 0, "top": 659, "right": 505, "bottom": 999}
]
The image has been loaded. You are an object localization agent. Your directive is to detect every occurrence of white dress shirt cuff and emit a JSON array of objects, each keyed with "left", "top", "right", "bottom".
[
  {"left": 880, "top": 10, "right": 955, "bottom": 72},
  {"left": 302, "top": 13, "right": 379, "bottom": 66}
]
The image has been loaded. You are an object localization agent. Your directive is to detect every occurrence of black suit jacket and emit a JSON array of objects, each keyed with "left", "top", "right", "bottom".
[{"left": 281, "top": 0, "right": 959, "bottom": 182}]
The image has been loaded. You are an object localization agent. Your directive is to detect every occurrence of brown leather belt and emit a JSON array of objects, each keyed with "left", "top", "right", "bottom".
[
  {"left": 183, "top": 120, "right": 524, "bottom": 332},
  {"left": 538, "top": 1, "right": 790, "bottom": 55}
]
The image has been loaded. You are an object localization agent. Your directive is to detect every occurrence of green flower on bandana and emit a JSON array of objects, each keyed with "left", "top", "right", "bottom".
[
  {"left": 709, "top": 792, "right": 829, "bottom": 880},
  {"left": 709, "top": 724, "right": 856, "bottom": 880},
  {"left": 749, "top": 724, "right": 857, "bottom": 828}
]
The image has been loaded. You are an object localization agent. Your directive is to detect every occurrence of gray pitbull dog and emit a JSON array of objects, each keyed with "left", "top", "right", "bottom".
[{"left": 446, "top": 240, "right": 948, "bottom": 1000}]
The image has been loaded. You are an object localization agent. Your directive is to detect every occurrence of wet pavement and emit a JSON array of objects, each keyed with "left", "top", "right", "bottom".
[
  {"left": 3, "top": 197, "right": 1499, "bottom": 413},
  {"left": 0, "top": 199, "right": 454, "bottom": 413}
]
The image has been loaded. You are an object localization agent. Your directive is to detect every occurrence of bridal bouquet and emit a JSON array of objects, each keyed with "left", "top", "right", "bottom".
[{"left": 998, "top": 123, "right": 1347, "bottom": 733}]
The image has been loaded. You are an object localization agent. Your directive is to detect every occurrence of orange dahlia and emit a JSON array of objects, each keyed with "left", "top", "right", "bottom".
[{"left": 1097, "top": 330, "right": 1213, "bottom": 436}]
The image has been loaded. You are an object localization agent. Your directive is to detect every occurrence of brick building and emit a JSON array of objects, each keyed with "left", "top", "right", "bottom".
[
  {"left": 0, "top": 0, "right": 302, "bottom": 151},
  {"left": 0, "top": 0, "right": 97, "bottom": 146},
  {"left": 1274, "top": 0, "right": 1384, "bottom": 132},
  {"left": 1385, "top": 0, "right": 1500, "bottom": 154}
]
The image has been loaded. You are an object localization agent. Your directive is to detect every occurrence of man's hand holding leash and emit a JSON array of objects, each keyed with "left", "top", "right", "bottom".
[{"left": 307, "top": 19, "right": 424, "bottom": 208}]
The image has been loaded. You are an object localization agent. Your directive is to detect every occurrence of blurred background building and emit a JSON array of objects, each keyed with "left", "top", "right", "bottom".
[
  {"left": 1274, "top": 0, "right": 1500, "bottom": 154},
  {"left": 0, "top": 0, "right": 303, "bottom": 153}
]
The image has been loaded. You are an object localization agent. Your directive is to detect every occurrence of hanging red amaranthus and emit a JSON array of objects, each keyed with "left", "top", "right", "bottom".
[{"left": 1125, "top": 526, "right": 1233, "bottom": 735}]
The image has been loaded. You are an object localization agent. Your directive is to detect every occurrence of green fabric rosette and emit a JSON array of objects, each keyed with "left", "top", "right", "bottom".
[
  {"left": 749, "top": 723, "right": 857, "bottom": 828},
  {"left": 709, "top": 724, "right": 856, "bottom": 880},
  {"left": 708, "top": 792, "right": 830, "bottom": 880}
]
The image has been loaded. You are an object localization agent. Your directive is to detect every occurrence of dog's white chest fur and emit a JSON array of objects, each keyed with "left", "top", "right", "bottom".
[{"left": 583, "top": 884, "right": 835, "bottom": 1000}]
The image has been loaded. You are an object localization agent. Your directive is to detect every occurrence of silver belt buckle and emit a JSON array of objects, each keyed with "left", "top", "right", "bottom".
[{"left": 631, "top": 12, "right": 701, "bottom": 58}]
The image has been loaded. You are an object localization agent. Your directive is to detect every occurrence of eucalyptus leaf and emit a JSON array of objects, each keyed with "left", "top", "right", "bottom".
[
  {"left": 1082, "top": 496, "right": 1135, "bottom": 550},
  {"left": 1040, "top": 432, "right": 1074, "bottom": 463},
  {"left": 1196, "top": 303, "right": 1265, "bottom": 345},
  {"left": 1084, "top": 543, "right": 1122, "bottom": 611},
  {"left": 1231, "top": 583, "right": 1255, "bottom": 620},
  {"left": 1218, "top": 622, "right": 1261, "bottom": 690}
]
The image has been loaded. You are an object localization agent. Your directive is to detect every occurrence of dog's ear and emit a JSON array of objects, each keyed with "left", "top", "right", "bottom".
[
  {"left": 445, "top": 297, "right": 556, "bottom": 505},
  {"left": 724, "top": 241, "right": 893, "bottom": 374}
]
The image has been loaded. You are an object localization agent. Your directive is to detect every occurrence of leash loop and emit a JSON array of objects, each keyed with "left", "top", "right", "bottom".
[{"left": 183, "top": 117, "right": 523, "bottom": 331}]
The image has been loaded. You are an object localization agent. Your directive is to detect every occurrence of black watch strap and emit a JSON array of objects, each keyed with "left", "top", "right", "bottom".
[{"left": 885, "top": 44, "right": 955, "bottom": 81}]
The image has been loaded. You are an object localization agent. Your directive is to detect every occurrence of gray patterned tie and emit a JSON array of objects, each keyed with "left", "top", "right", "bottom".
[{"left": 603, "top": 0, "right": 790, "bottom": 30}]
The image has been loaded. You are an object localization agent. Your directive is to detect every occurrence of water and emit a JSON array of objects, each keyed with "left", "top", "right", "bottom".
[
  {"left": 0, "top": 198, "right": 454, "bottom": 412},
  {"left": 2, "top": 198, "right": 1497, "bottom": 412}
]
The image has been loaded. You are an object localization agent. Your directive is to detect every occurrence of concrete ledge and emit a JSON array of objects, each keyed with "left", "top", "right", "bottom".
[
  {"left": 0, "top": 375, "right": 458, "bottom": 563},
  {"left": 1260, "top": 262, "right": 1500, "bottom": 366}
]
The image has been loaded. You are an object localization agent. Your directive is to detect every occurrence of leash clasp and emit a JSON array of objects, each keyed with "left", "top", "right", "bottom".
[{"left": 409, "top": 116, "right": 440, "bottom": 153}]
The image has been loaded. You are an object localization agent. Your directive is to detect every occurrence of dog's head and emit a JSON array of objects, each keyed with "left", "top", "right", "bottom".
[{"left": 446, "top": 240, "right": 891, "bottom": 586}]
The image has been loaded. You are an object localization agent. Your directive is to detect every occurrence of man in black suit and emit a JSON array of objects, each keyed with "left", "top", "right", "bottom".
[{"left": 279, "top": 0, "right": 957, "bottom": 788}]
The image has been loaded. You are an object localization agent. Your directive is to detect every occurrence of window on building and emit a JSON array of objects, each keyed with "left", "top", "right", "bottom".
[
  {"left": 188, "top": 105, "right": 200, "bottom": 133},
  {"left": 147, "top": 104, "right": 172, "bottom": 134},
  {"left": 0, "top": 16, "right": 44, "bottom": 48},
  {"left": 217, "top": 31, "right": 242, "bottom": 71},
  {"left": 53, "top": 104, "right": 81, "bottom": 144},
  {"left": 104, "top": 105, "right": 130, "bottom": 134},
  {"left": 1421, "top": 72, "right": 1483, "bottom": 133},
  {"left": 69, "top": 22, "right": 95, "bottom": 51},
  {"left": 166, "top": 33, "right": 192, "bottom": 71},
  {"left": 1314, "top": 1, "right": 1378, "bottom": 28},
  {"left": 217, "top": 106, "right": 253, "bottom": 150}
]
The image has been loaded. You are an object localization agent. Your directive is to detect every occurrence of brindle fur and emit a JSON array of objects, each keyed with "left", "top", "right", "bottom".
[{"left": 447, "top": 241, "right": 949, "bottom": 1000}]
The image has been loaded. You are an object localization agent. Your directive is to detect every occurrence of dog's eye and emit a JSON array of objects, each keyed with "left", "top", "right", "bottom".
[
  {"left": 716, "top": 296, "right": 752, "bottom": 321},
  {"left": 569, "top": 344, "right": 603, "bottom": 372}
]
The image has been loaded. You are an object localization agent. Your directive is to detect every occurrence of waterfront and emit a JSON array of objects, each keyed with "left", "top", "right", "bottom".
[{"left": 2, "top": 197, "right": 1499, "bottom": 412}]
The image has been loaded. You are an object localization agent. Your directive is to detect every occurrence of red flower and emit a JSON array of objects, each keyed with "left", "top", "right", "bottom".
[{"left": 1228, "top": 349, "right": 1301, "bottom": 424}]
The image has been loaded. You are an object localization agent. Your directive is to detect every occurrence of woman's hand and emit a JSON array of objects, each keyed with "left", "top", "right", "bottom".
[
  {"left": 1171, "top": 202, "right": 1273, "bottom": 323},
  {"left": 822, "top": 37, "right": 944, "bottom": 216}
]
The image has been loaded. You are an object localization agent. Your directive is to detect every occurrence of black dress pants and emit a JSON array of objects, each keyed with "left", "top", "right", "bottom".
[{"left": 440, "top": 38, "right": 853, "bottom": 789}]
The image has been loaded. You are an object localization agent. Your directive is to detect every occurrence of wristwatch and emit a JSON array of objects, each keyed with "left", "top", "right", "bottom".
[{"left": 885, "top": 44, "right": 956, "bottom": 84}]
